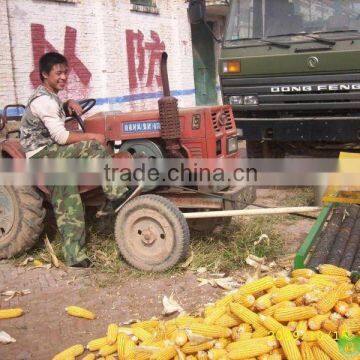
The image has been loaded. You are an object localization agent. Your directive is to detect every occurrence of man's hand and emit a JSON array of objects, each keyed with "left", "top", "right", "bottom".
[
  {"left": 90, "top": 133, "right": 106, "bottom": 145},
  {"left": 66, "top": 100, "right": 83, "bottom": 116}
]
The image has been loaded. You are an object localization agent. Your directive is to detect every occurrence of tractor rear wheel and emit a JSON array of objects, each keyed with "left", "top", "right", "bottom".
[
  {"left": 0, "top": 186, "right": 45, "bottom": 259},
  {"left": 115, "top": 194, "right": 190, "bottom": 272}
]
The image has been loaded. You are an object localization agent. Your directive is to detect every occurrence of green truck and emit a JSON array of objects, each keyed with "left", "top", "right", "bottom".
[{"left": 194, "top": 0, "right": 360, "bottom": 156}]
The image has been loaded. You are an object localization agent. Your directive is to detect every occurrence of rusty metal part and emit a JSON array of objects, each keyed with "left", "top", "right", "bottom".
[
  {"left": 340, "top": 213, "right": 360, "bottom": 269},
  {"left": 307, "top": 205, "right": 347, "bottom": 268},
  {"left": 158, "top": 52, "right": 182, "bottom": 158},
  {"left": 326, "top": 204, "right": 359, "bottom": 265},
  {"left": 115, "top": 183, "right": 144, "bottom": 213}
]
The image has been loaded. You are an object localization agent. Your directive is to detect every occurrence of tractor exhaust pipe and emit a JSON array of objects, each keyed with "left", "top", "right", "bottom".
[{"left": 158, "top": 52, "right": 183, "bottom": 158}]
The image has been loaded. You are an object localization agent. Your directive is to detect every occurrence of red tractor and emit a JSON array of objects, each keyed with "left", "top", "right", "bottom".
[{"left": 0, "top": 53, "right": 255, "bottom": 271}]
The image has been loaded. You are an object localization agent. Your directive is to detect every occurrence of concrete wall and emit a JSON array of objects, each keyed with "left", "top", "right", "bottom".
[{"left": 0, "top": 0, "right": 197, "bottom": 114}]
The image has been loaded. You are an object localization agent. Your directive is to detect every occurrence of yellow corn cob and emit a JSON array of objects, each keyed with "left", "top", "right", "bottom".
[
  {"left": 105, "top": 356, "right": 116, "bottom": 360},
  {"left": 334, "top": 301, "right": 349, "bottom": 315},
  {"left": 214, "top": 338, "right": 230, "bottom": 349},
  {"left": 216, "top": 293, "right": 235, "bottom": 307},
  {"left": 318, "top": 264, "right": 351, "bottom": 277},
  {"left": 308, "top": 313, "right": 330, "bottom": 330},
  {"left": 228, "top": 338, "right": 277, "bottom": 359},
  {"left": 187, "top": 323, "right": 231, "bottom": 339},
  {"left": 235, "top": 276, "right": 275, "bottom": 295},
  {"left": 229, "top": 303, "right": 262, "bottom": 328},
  {"left": 312, "top": 274, "right": 351, "bottom": 283},
  {"left": 174, "top": 316, "right": 203, "bottom": 327},
  {"left": 291, "top": 276, "right": 309, "bottom": 285},
  {"left": 215, "top": 313, "right": 240, "bottom": 328},
  {"left": 316, "top": 283, "right": 350, "bottom": 314},
  {"left": 87, "top": 337, "right": 108, "bottom": 351},
  {"left": 295, "top": 320, "right": 308, "bottom": 336},
  {"left": 173, "top": 330, "right": 188, "bottom": 346},
  {"left": 208, "top": 349, "right": 227, "bottom": 360},
  {"left": 65, "top": 306, "right": 95, "bottom": 320},
  {"left": 271, "top": 284, "right": 311, "bottom": 303},
  {"left": 345, "top": 304, "right": 360, "bottom": 318},
  {"left": 125, "top": 339, "right": 136, "bottom": 360},
  {"left": 274, "top": 276, "right": 291, "bottom": 288},
  {"left": 300, "top": 341, "right": 315, "bottom": 360},
  {"left": 205, "top": 306, "right": 227, "bottom": 325},
  {"left": 106, "top": 323, "right": 118, "bottom": 345},
  {"left": 196, "top": 351, "right": 208, "bottom": 360},
  {"left": 304, "top": 290, "right": 324, "bottom": 305},
  {"left": 291, "top": 268, "right": 315, "bottom": 278},
  {"left": 232, "top": 293, "right": 255, "bottom": 308},
  {"left": 267, "top": 354, "right": 282, "bottom": 360},
  {"left": 0, "top": 308, "right": 24, "bottom": 319},
  {"left": 262, "top": 301, "right": 296, "bottom": 316},
  {"left": 255, "top": 294, "right": 272, "bottom": 311},
  {"left": 302, "top": 331, "right": 323, "bottom": 342},
  {"left": 117, "top": 333, "right": 128, "bottom": 360},
  {"left": 227, "top": 336, "right": 277, "bottom": 352},
  {"left": 150, "top": 346, "right": 177, "bottom": 360},
  {"left": 118, "top": 326, "right": 134, "bottom": 336},
  {"left": 181, "top": 341, "right": 214, "bottom": 354},
  {"left": 274, "top": 306, "right": 317, "bottom": 321},
  {"left": 287, "top": 321, "right": 298, "bottom": 332},
  {"left": 232, "top": 329, "right": 252, "bottom": 341},
  {"left": 308, "top": 277, "right": 336, "bottom": 289},
  {"left": 81, "top": 354, "right": 96, "bottom": 360},
  {"left": 317, "top": 333, "right": 346, "bottom": 360},
  {"left": 259, "top": 314, "right": 283, "bottom": 332},
  {"left": 132, "top": 327, "right": 153, "bottom": 342},
  {"left": 252, "top": 325, "right": 270, "bottom": 338},
  {"left": 275, "top": 327, "right": 302, "bottom": 360},
  {"left": 53, "top": 344, "right": 84, "bottom": 360},
  {"left": 135, "top": 352, "right": 151, "bottom": 360},
  {"left": 132, "top": 319, "right": 159, "bottom": 330},
  {"left": 185, "top": 357, "right": 197, "bottom": 360},
  {"left": 322, "top": 319, "right": 339, "bottom": 333},
  {"left": 338, "top": 316, "right": 360, "bottom": 337},
  {"left": 99, "top": 344, "right": 117, "bottom": 357},
  {"left": 204, "top": 306, "right": 216, "bottom": 317},
  {"left": 312, "top": 346, "right": 331, "bottom": 360}
]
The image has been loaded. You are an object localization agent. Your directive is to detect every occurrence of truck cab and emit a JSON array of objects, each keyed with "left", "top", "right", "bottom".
[{"left": 220, "top": 0, "right": 360, "bottom": 157}]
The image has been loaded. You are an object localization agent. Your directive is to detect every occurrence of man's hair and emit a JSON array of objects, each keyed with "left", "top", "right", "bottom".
[{"left": 39, "top": 52, "right": 68, "bottom": 82}]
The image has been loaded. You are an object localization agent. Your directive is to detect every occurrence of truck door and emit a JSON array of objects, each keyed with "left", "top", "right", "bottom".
[{"left": 191, "top": 21, "right": 218, "bottom": 106}]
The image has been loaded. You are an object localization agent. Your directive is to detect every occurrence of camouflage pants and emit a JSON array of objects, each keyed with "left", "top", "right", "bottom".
[{"left": 32, "top": 140, "right": 128, "bottom": 266}]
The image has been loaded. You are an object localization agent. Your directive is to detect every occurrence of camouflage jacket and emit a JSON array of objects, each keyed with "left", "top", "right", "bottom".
[{"left": 20, "top": 86, "right": 66, "bottom": 154}]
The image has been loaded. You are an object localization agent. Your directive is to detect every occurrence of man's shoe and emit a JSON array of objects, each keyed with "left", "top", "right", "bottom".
[{"left": 70, "top": 258, "right": 93, "bottom": 268}]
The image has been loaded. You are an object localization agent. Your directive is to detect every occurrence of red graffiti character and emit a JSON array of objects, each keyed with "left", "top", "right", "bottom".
[
  {"left": 126, "top": 30, "right": 165, "bottom": 91},
  {"left": 30, "top": 24, "right": 92, "bottom": 98}
]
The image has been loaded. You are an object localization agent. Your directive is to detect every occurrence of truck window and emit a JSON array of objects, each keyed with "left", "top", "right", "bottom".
[{"left": 225, "top": 0, "right": 360, "bottom": 42}]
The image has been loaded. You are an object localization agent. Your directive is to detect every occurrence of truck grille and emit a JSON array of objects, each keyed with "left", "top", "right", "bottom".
[{"left": 222, "top": 73, "right": 360, "bottom": 115}]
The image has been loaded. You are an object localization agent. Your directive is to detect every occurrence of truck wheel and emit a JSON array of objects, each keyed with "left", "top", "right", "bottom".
[
  {"left": 0, "top": 186, "right": 45, "bottom": 259},
  {"left": 188, "top": 217, "right": 231, "bottom": 234},
  {"left": 115, "top": 194, "right": 190, "bottom": 272}
]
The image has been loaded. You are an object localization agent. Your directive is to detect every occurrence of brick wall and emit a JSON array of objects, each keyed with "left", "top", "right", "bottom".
[{"left": 0, "top": 0, "right": 197, "bottom": 114}]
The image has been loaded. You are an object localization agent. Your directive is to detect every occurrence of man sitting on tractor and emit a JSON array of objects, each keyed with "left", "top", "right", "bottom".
[{"left": 20, "top": 52, "right": 128, "bottom": 268}]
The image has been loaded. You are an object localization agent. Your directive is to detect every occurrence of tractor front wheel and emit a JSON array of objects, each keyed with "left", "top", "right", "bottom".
[
  {"left": 0, "top": 186, "right": 45, "bottom": 259},
  {"left": 115, "top": 195, "right": 190, "bottom": 272}
]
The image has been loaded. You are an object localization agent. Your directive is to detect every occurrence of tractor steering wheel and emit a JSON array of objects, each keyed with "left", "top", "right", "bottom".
[{"left": 67, "top": 98, "right": 96, "bottom": 132}]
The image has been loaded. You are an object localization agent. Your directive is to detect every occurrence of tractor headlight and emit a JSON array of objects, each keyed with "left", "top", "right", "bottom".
[
  {"left": 227, "top": 136, "right": 238, "bottom": 154},
  {"left": 243, "top": 95, "right": 259, "bottom": 105},
  {"left": 229, "top": 96, "right": 243, "bottom": 105}
]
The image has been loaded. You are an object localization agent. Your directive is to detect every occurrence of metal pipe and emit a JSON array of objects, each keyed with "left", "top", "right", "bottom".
[
  {"left": 183, "top": 206, "right": 322, "bottom": 219},
  {"left": 160, "top": 52, "right": 170, "bottom": 97}
]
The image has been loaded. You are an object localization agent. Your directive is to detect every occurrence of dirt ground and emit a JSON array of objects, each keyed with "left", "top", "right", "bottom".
[{"left": 0, "top": 188, "right": 315, "bottom": 360}]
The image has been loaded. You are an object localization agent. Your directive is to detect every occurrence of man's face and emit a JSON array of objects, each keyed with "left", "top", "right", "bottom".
[{"left": 43, "top": 63, "right": 69, "bottom": 93}]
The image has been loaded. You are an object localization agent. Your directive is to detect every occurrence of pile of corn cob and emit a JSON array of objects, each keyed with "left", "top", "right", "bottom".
[{"left": 2, "top": 264, "right": 359, "bottom": 359}]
